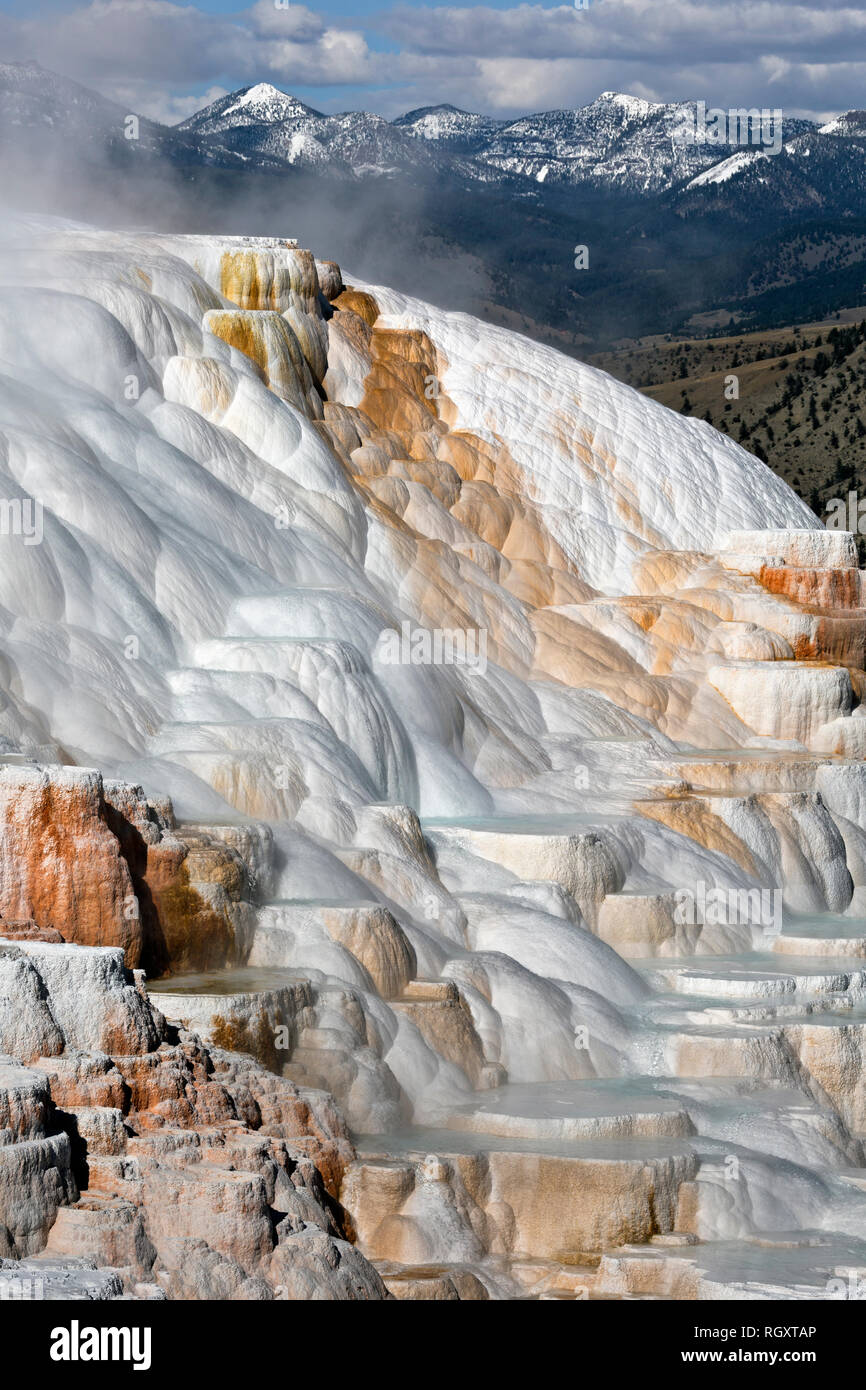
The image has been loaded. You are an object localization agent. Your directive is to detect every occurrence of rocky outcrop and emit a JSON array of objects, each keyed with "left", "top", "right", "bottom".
[
  {"left": 0, "top": 1057, "right": 77, "bottom": 1257},
  {"left": 0, "top": 937, "right": 387, "bottom": 1299},
  {"left": 0, "top": 767, "right": 142, "bottom": 961},
  {"left": 0, "top": 765, "right": 261, "bottom": 976}
]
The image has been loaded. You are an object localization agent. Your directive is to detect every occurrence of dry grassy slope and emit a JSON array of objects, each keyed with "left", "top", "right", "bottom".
[{"left": 591, "top": 312, "right": 866, "bottom": 535}]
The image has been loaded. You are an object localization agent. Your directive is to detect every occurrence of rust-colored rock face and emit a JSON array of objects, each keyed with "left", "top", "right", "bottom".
[
  {"left": 0, "top": 766, "right": 247, "bottom": 976},
  {"left": 0, "top": 766, "right": 142, "bottom": 962},
  {"left": 141, "top": 854, "right": 239, "bottom": 977},
  {"left": 757, "top": 563, "right": 862, "bottom": 610}
]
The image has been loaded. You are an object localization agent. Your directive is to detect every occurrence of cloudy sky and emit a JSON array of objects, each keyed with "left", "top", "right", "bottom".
[{"left": 1, "top": 0, "right": 864, "bottom": 124}]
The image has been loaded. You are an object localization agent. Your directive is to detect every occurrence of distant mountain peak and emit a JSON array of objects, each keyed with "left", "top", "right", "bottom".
[
  {"left": 220, "top": 83, "right": 321, "bottom": 121},
  {"left": 595, "top": 91, "right": 661, "bottom": 116},
  {"left": 819, "top": 109, "right": 866, "bottom": 136},
  {"left": 177, "top": 83, "right": 324, "bottom": 134},
  {"left": 398, "top": 103, "right": 467, "bottom": 118},
  {"left": 223, "top": 83, "right": 294, "bottom": 113},
  {"left": 392, "top": 102, "right": 506, "bottom": 146}
]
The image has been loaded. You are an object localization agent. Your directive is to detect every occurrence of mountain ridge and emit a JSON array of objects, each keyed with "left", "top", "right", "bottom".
[{"left": 3, "top": 60, "right": 850, "bottom": 198}]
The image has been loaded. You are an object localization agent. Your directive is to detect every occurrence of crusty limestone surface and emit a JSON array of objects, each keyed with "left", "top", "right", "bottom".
[{"left": 0, "top": 937, "right": 387, "bottom": 1300}]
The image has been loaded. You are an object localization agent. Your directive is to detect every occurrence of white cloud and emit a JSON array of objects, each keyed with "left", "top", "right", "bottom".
[
  {"left": 108, "top": 85, "right": 230, "bottom": 125},
  {"left": 0, "top": 0, "right": 864, "bottom": 122},
  {"left": 0, "top": 0, "right": 379, "bottom": 91}
]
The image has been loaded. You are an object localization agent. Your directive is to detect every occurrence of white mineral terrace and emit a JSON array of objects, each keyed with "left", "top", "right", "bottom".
[{"left": 1, "top": 218, "right": 866, "bottom": 1298}]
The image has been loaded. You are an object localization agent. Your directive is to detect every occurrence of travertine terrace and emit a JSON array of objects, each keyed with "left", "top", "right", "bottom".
[{"left": 2, "top": 219, "right": 866, "bottom": 1299}]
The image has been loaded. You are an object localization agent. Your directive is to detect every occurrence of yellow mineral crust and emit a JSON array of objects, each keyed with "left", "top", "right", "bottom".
[
  {"left": 637, "top": 798, "right": 759, "bottom": 876},
  {"left": 204, "top": 309, "right": 323, "bottom": 418}
]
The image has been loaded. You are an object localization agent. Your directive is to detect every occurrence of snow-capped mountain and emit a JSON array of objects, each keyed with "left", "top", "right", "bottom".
[
  {"left": 178, "top": 82, "right": 814, "bottom": 193},
  {"left": 178, "top": 82, "right": 442, "bottom": 177},
  {"left": 819, "top": 109, "right": 866, "bottom": 137},
  {"left": 177, "top": 82, "right": 335, "bottom": 168},
  {"left": 182, "top": 82, "right": 326, "bottom": 134},
  {"left": 459, "top": 93, "right": 731, "bottom": 191},
  {"left": 0, "top": 61, "right": 850, "bottom": 202},
  {"left": 473, "top": 94, "right": 817, "bottom": 192},
  {"left": 324, "top": 110, "right": 443, "bottom": 176},
  {"left": 392, "top": 102, "right": 507, "bottom": 151},
  {"left": 676, "top": 119, "right": 866, "bottom": 218},
  {"left": 178, "top": 83, "right": 819, "bottom": 195},
  {"left": 170, "top": 81, "right": 831, "bottom": 197}
]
